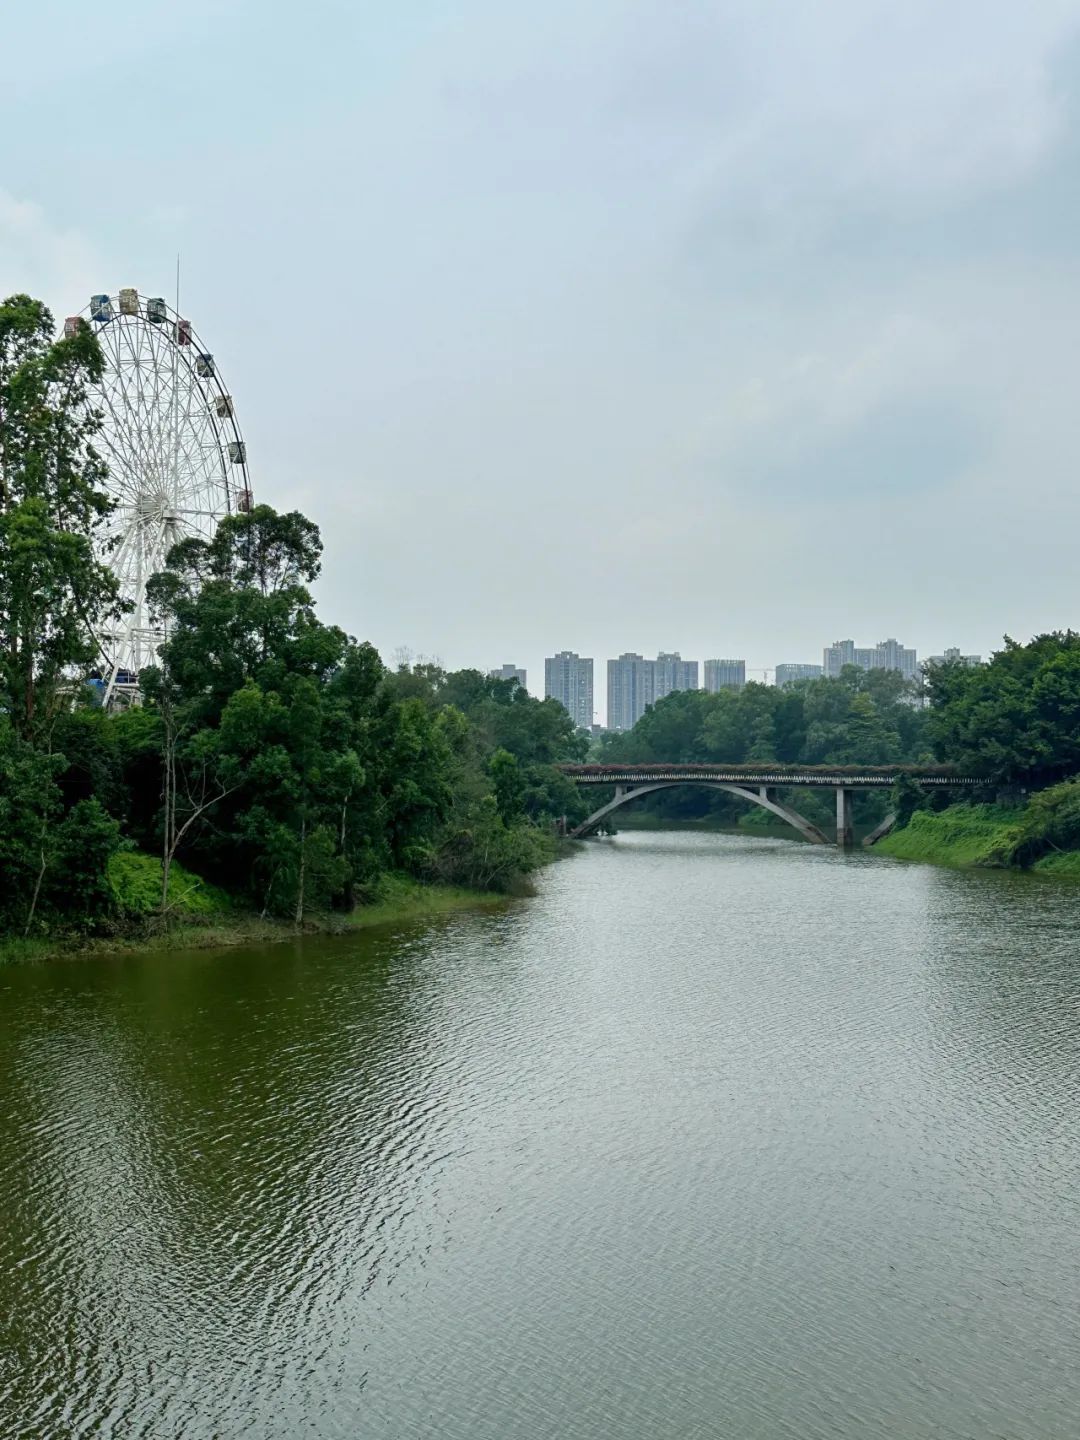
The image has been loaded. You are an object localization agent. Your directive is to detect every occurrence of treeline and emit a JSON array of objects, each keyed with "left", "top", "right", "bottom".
[
  {"left": 597, "top": 668, "right": 930, "bottom": 766},
  {"left": 0, "top": 295, "right": 587, "bottom": 939}
]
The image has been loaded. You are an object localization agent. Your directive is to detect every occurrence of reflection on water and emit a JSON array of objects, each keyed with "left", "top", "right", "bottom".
[{"left": 2, "top": 833, "right": 1079, "bottom": 1438}]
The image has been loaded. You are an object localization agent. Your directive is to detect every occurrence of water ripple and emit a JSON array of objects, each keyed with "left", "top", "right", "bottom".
[{"left": 2, "top": 833, "right": 1080, "bottom": 1437}]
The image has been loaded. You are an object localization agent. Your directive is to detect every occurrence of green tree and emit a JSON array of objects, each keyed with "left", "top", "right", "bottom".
[
  {"left": 0, "top": 716, "right": 120, "bottom": 934},
  {"left": 490, "top": 747, "right": 525, "bottom": 822},
  {"left": 0, "top": 296, "right": 120, "bottom": 739},
  {"left": 928, "top": 634, "right": 1080, "bottom": 783}
]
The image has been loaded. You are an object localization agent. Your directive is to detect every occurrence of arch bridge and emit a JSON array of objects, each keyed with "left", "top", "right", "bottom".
[{"left": 558, "top": 765, "right": 982, "bottom": 847}]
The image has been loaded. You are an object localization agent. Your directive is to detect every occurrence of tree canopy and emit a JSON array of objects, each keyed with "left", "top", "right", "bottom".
[
  {"left": 925, "top": 633, "right": 1080, "bottom": 784},
  {"left": 596, "top": 667, "right": 929, "bottom": 769}
]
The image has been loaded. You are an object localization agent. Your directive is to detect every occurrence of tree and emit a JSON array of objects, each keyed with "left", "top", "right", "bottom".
[
  {"left": 146, "top": 505, "right": 333, "bottom": 719},
  {"left": 490, "top": 748, "right": 525, "bottom": 822},
  {"left": 0, "top": 296, "right": 120, "bottom": 740},
  {"left": 0, "top": 715, "right": 120, "bottom": 935},
  {"left": 928, "top": 633, "right": 1080, "bottom": 783},
  {"left": 143, "top": 507, "right": 354, "bottom": 912},
  {"left": 0, "top": 717, "right": 61, "bottom": 932}
]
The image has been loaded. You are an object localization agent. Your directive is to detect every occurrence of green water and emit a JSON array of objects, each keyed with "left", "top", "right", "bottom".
[{"left": 2, "top": 832, "right": 1079, "bottom": 1438}]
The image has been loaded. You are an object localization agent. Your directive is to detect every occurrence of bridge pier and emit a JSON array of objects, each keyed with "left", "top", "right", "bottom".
[
  {"left": 836, "top": 788, "right": 854, "bottom": 848},
  {"left": 862, "top": 813, "right": 897, "bottom": 847}
]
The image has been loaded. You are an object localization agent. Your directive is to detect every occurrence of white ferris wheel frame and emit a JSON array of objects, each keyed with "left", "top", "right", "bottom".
[{"left": 75, "top": 291, "right": 252, "bottom": 703}]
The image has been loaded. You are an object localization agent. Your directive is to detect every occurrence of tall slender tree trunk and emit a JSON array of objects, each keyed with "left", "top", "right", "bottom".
[
  {"left": 161, "top": 687, "right": 176, "bottom": 922},
  {"left": 294, "top": 813, "right": 307, "bottom": 930},
  {"left": 24, "top": 820, "right": 48, "bottom": 936}
]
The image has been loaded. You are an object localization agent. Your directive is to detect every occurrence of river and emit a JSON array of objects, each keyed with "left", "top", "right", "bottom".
[{"left": 2, "top": 832, "right": 1079, "bottom": 1439}]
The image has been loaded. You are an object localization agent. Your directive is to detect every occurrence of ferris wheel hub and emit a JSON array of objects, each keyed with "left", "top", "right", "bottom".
[{"left": 136, "top": 491, "right": 168, "bottom": 520}]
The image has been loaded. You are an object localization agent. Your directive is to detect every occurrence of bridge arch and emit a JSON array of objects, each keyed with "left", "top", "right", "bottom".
[{"left": 571, "top": 781, "right": 831, "bottom": 845}]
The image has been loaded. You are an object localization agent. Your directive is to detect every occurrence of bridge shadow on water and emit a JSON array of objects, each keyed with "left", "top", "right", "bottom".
[{"left": 583, "top": 827, "right": 858, "bottom": 864}]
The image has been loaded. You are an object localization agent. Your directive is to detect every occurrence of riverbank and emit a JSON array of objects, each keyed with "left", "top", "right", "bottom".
[
  {"left": 0, "top": 874, "right": 513, "bottom": 966},
  {"left": 876, "top": 804, "right": 1080, "bottom": 876}
]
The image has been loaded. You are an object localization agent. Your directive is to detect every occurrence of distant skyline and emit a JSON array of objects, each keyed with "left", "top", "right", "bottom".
[
  {"left": 490, "top": 632, "right": 976, "bottom": 723},
  {"left": 3, "top": 1, "right": 1079, "bottom": 705}
]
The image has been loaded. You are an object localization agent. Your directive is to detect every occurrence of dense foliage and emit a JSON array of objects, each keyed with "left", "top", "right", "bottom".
[
  {"left": 925, "top": 633, "right": 1080, "bottom": 784},
  {"left": 1, "top": 504, "right": 588, "bottom": 936},
  {"left": 0, "top": 295, "right": 124, "bottom": 934},
  {"left": 596, "top": 668, "right": 929, "bottom": 767},
  {"left": 879, "top": 782, "right": 1080, "bottom": 873},
  {"left": 0, "top": 295, "right": 119, "bottom": 741},
  {"left": 0, "top": 294, "right": 586, "bottom": 940},
  {"left": 877, "top": 633, "right": 1080, "bottom": 865}
]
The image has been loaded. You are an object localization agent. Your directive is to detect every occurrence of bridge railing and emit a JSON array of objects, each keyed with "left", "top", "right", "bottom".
[{"left": 557, "top": 764, "right": 981, "bottom": 789}]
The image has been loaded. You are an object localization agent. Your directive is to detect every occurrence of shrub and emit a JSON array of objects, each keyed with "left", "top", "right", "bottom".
[
  {"left": 1012, "top": 778, "right": 1080, "bottom": 868},
  {"left": 108, "top": 850, "right": 232, "bottom": 920},
  {"left": 43, "top": 799, "right": 120, "bottom": 931}
]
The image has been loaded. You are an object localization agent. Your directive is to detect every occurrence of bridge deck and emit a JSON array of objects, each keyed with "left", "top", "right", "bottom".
[{"left": 558, "top": 765, "right": 980, "bottom": 789}]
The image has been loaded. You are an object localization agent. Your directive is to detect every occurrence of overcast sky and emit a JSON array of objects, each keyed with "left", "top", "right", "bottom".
[{"left": 4, "top": 0, "right": 1080, "bottom": 720}]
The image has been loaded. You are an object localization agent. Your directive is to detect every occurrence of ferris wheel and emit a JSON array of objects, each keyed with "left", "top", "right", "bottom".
[{"left": 66, "top": 288, "right": 252, "bottom": 701}]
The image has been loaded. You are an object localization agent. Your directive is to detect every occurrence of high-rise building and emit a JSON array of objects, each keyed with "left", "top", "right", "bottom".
[
  {"left": 654, "top": 652, "right": 699, "bottom": 704},
  {"left": 775, "top": 663, "right": 823, "bottom": 687},
  {"left": 823, "top": 638, "right": 917, "bottom": 681},
  {"left": 822, "top": 639, "right": 856, "bottom": 678},
  {"left": 489, "top": 663, "right": 527, "bottom": 689},
  {"left": 703, "top": 658, "right": 746, "bottom": 692},
  {"left": 607, "top": 653, "right": 654, "bottom": 731},
  {"left": 544, "top": 651, "right": 593, "bottom": 729},
  {"left": 924, "top": 648, "right": 981, "bottom": 668},
  {"left": 606, "top": 652, "right": 699, "bottom": 730},
  {"left": 873, "top": 638, "right": 917, "bottom": 679}
]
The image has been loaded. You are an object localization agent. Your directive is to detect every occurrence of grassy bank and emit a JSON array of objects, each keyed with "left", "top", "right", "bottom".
[
  {"left": 0, "top": 871, "right": 512, "bottom": 966},
  {"left": 1029, "top": 850, "right": 1080, "bottom": 877},
  {"left": 876, "top": 801, "right": 1080, "bottom": 877},
  {"left": 875, "top": 806, "right": 1025, "bottom": 868}
]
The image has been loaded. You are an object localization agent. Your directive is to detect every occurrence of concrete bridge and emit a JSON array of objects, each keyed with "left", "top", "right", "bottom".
[{"left": 558, "top": 765, "right": 983, "bottom": 847}]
